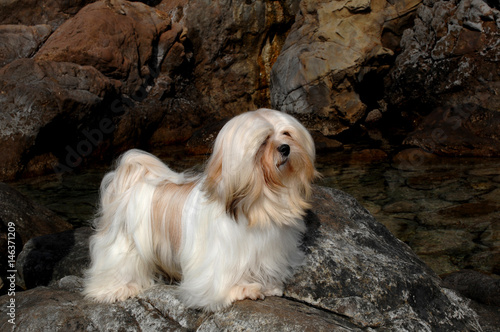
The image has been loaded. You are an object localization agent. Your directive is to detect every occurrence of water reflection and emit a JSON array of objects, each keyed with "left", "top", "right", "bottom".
[{"left": 317, "top": 148, "right": 500, "bottom": 277}]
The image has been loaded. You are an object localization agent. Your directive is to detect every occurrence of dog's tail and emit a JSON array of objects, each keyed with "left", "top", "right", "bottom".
[
  {"left": 84, "top": 149, "right": 188, "bottom": 302},
  {"left": 95, "top": 149, "right": 186, "bottom": 234}
]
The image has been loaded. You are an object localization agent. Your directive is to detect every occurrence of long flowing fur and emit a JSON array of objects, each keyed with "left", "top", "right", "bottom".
[{"left": 83, "top": 108, "right": 318, "bottom": 311}]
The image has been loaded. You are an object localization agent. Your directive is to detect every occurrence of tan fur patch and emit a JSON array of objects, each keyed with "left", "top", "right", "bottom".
[{"left": 152, "top": 180, "right": 196, "bottom": 278}]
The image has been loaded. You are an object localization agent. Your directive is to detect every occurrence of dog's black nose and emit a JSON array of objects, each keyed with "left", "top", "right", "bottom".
[{"left": 278, "top": 144, "right": 290, "bottom": 157}]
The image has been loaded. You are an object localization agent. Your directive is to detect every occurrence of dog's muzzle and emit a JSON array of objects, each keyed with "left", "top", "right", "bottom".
[{"left": 277, "top": 144, "right": 290, "bottom": 167}]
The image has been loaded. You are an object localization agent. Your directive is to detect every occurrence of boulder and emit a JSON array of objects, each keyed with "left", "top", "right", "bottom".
[
  {"left": 0, "top": 24, "right": 52, "bottom": 67},
  {"left": 270, "top": 0, "right": 422, "bottom": 136},
  {"left": 387, "top": 0, "right": 500, "bottom": 151},
  {"left": 0, "top": 58, "right": 118, "bottom": 180},
  {"left": 3, "top": 0, "right": 288, "bottom": 180},
  {"left": 16, "top": 227, "right": 92, "bottom": 289},
  {"left": 2, "top": 186, "right": 482, "bottom": 330},
  {"left": 128, "top": 0, "right": 302, "bottom": 147},
  {"left": 442, "top": 269, "right": 500, "bottom": 306},
  {"left": 0, "top": 0, "right": 97, "bottom": 28},
  {"left": 180, "top": 0, "right": 299, "bottom": 118},
  {"left": 0, "top": 183, "right": 72, "bottom": 252},
  {"left": 404, "top": 104, "right": 500, "bottom": 157},
  {"left": 35, "top": 0, "right": 172, "bottom": 95},
  {"left": 144, "top": 0, "right": 301, "bottom": 148},
  {"left": 34, "top": 0, "right": 193, "bottom": 151},
  {"left": 0, "top": 182, "right": 72, "bottom": 292}
]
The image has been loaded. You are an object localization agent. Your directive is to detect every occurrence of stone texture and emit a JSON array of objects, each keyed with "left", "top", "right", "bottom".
[
  {"left": 0, "top": 24, "right": 52, "bottom": 67},
  {"left": 404, "top": 104, "right": 500, "bottom": 157},
  {"left": 0, "top": 182, "right": 72, "bottom": 292},
  {"left": 416, "top": 201, "right": 500, "bottom": 231},
  {"left": 0, "top": 58, "right": 118, "bottom": 180},
  {"left": 142, "top": 0, "right": 300, "bottom": 143},
  {"left": 0, "top": 183, "right": 72, "bottom": 252},
  {"left": 35, "top": 0, "right": 172, "bottom": 95},
  {"left": 0, "top": 0, "right": 192, "bottom": 181},
  {"left": 0, "top": 0, "right": 498, "bottom": 182},
  {"left": 410, "top": 229, "right": 477, "bottom": 256},
  {"left": 388, "top": 0, "right": 500, "bottom": 155},
  {"left": 442, "top": 269, "right": 500, "bottom": 306},
  {"left": 1, "top": 279, "right": 184, "bottom": 331},
  {"left": 2, "top": 186, "right": 482, "bottom": 330},
  {"left": 0, "top": 0, "right": 303, "bottom": 181},
  {"left": 270, "top": 0, "right": 422, "bottom": 136},
  {"left": 16, "top": 227, "right": 92, "bottom": 289},
  {"left": 0, "top": 0, "right": 97, "bottom": 28}
]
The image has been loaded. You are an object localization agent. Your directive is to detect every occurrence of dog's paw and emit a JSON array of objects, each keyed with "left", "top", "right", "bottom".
[
  {"left": 229, "top": 283, "right": 265, "bottom": 302},
  {"left": 85, "top": 282, "right": 142, "bottom": 303},
  {"left": 263, "top": 286, "right": 283, "bottom": 297}
]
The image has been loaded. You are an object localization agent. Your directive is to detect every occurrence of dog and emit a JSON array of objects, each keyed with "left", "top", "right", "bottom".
[{"left": 83, "top": 108, "right": 318, "bottom": 311}]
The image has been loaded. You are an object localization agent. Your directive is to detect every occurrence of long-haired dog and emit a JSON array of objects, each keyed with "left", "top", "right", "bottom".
[{"left": 83, "top": 108, "right": 318, "bottom": 311}]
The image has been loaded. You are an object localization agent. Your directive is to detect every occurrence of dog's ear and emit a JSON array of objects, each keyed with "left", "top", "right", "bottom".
[
  {"left": 203, "top": 148, "right": 262, "bottom": 224},
  {"left": 203, "top": 147, "right": 223, "bottom": 201}
]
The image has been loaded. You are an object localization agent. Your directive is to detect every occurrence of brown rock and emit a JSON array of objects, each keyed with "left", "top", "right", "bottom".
[
  {"left": 410, "top": 229, "right": 476, "bottom": 256},
  {"left": 270, "top": 0, "right": 421, "bottom": 136},
  {"left": 144, "top": 0, "right": 300, "bottom": 149},
  {"left": 0, "top": 183, "right": 72, "bottom": 288},
  {"left": 442, "top": 269, "right": 500, "bottom": 306},
  {"left": 0, "top": 59, "right": 118, "bottom": 180},
  {"left": 0, "top": 1, "right": 194, "bottom": 180},
  {"left": 0, "top": 24, "right": 52, "bottom": 67},
  {"left": 416, "top": 202, "right": 500, "bottom": 232},
  {"left": 35, "top": 0, "right": 172, "bottom": 95},
  {"left": 311, "top": 132, "right": 343, "bottom": 152},
  {"left": 383, "top": 200, "right": 420, "bottom": 213},
  {"left": 178, "top": 0, "right": 298, "bottom": 119},
  {"left": 0, "top": 0, "right": 96, "bottom": 28},
  {"left": 349, "top": 149, "right": 388, "bottom": 163},
  {"left": 404, "top": 104, "right": 500, "bottom": 157}
]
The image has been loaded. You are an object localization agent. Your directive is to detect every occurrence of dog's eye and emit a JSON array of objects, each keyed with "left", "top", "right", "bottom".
[{"left": 283, "top": 131, "right": 291, "bottom": 137}]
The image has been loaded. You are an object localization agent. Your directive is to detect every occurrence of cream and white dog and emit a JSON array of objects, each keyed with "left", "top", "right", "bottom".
[{"left": 83, "top": 108, "right": 318, "bottom": 311}]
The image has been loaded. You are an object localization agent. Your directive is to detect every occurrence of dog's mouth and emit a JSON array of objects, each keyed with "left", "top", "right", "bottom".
[{"left": 276, "top": 157, "right": 288, "bottom": 168}]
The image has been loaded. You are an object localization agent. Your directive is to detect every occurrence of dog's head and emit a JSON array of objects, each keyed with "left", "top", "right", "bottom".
[{"left": 203, "top": 108, "right": 319, "bottom": 228}]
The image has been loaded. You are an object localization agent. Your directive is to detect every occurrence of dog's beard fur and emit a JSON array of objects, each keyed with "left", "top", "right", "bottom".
[{"left": 83, "top": 108, "right": 319, "bottom": 311}]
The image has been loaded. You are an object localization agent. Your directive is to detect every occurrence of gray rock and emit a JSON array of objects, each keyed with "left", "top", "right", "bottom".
[
  {"left": 0, "top": 183, "right": 73, "bottom": 287},
  {"left": 0, "top": 183, "right": 72, "bottom": 248},
  {"left": 16, "top": 227, "right": 92, "bottom": 289},
  {"left": 0, "top": 24, "right": 52, "bottom": 67},
  {"left": 287, "top": 186, "right": 480, "bottom": 330},
  {"left": 1, "top": 186, "right": 482, "bottom": 331},
  {"left": 388, "top": 0, "right": 500, "bottom": 156}
]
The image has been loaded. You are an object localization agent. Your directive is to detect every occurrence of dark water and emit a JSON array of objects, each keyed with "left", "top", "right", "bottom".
[
  {"left": 317, "top": 149, "right": 500, "bottom": 277},
  {"left": 11, "top": 146, "right": 500, "bottom": 277}
]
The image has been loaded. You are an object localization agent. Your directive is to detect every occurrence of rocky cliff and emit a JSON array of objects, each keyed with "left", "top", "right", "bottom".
[{"left": 0, "top": 0, "right": 499, "bottom": 181}]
